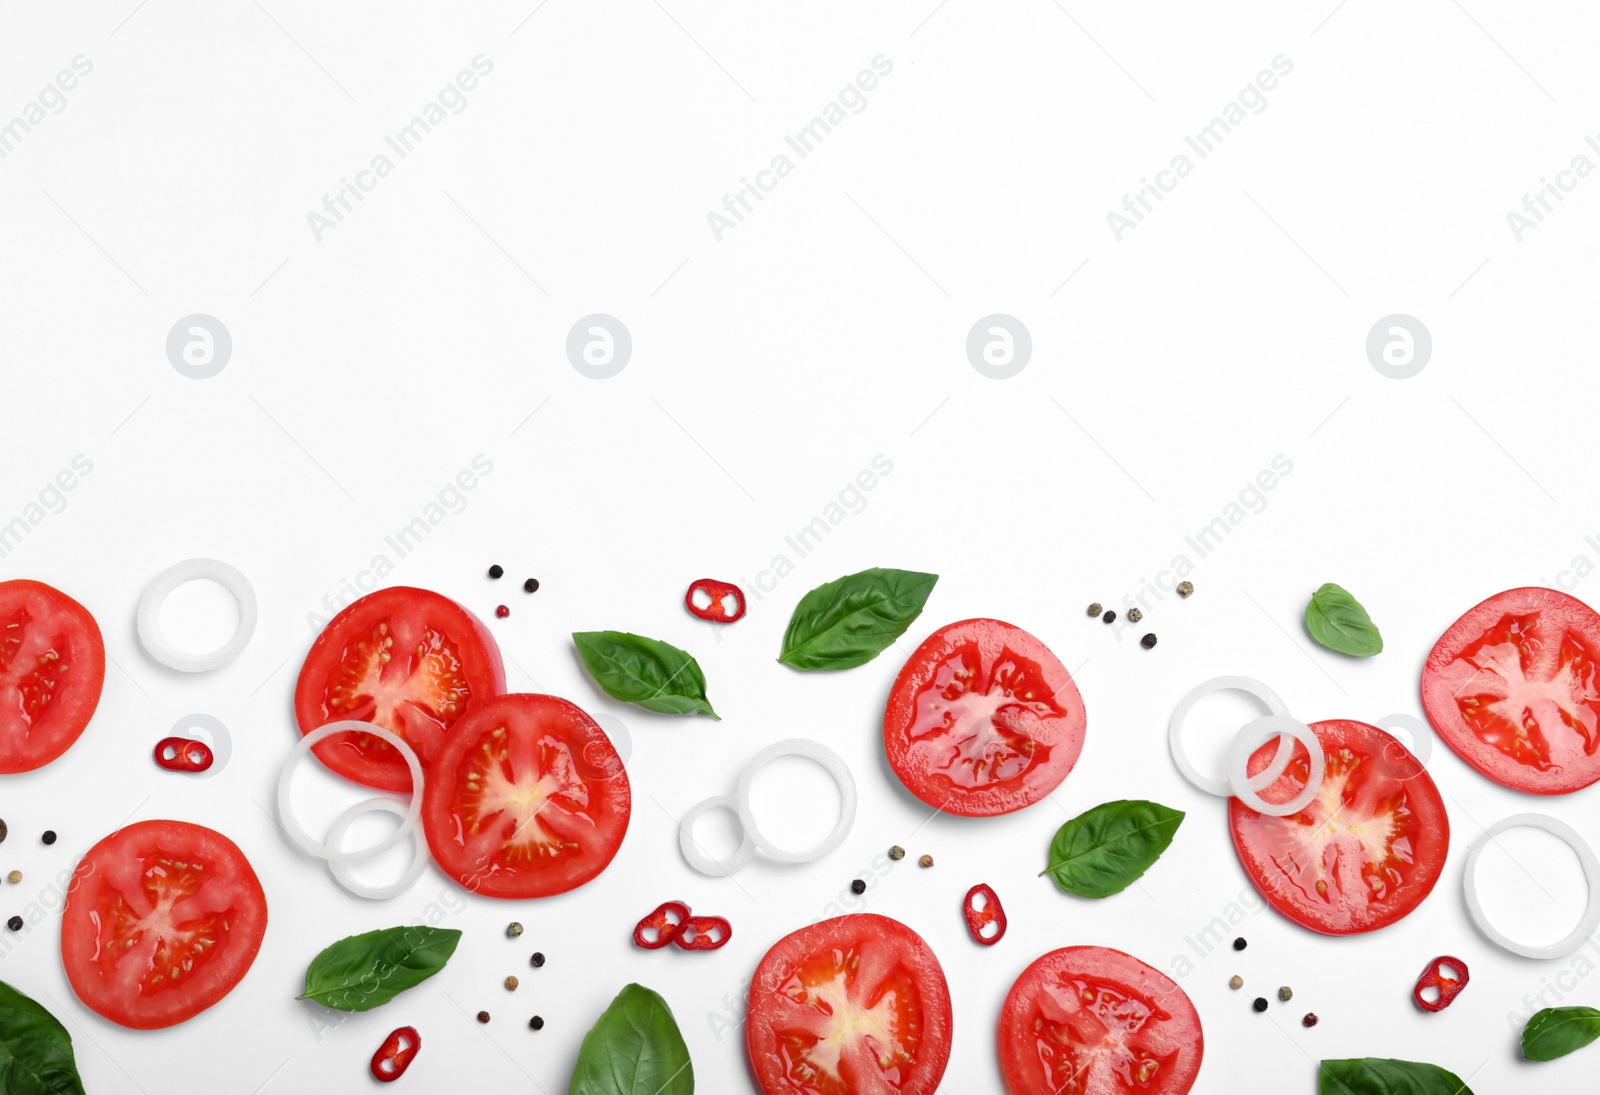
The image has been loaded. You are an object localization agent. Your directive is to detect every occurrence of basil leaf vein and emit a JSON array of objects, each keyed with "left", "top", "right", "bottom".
[
  {"left": 1305, "top": 582, "right": 1383, "bottom": 657},
  {"left": 0, "top": 980, "right": 85, "bottom": 1095},
  {"left": 569, "top": 983, "right": 693, "bottom": 1095},
  {"left": 1318, "top": 1058, "right": 1476, "bottom": 1094},
  {"left": 573, "top": 631, "right": 717, "bottom": 718},
  {"left": 1042, "top": 799, "right": 1184, "bottom": 898},
  {"left": 1522, "top": 1006, "right": 1600, "bottom": 1061},
  {"left": 299, "top": 926, "right": 462, "bottom": 1011},
  {"left": 779, "top": 568, "right": 938, "bottom": 671}
]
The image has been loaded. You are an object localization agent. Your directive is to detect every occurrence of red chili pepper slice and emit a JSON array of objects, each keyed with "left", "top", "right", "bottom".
[
  {"left": 154, "top": 737, "right": 213, "bottom": 773},
  {"left": 371, "top": 1026, "right": 421, "bottom": 1083},
  {"left": 963, "top": 883, "right": 1007, "bottom": 945},
  {"left": 685, "top": 579, "right": 746, "bottom": 623},
  {"left": 1413, "top": 955, "right": 1469, "bottom": 1012},
  {"left": 673, "top": 914, "right": 732, "bottom": 951},
  {"left": 633, "top": 900, "right": 692, "bottom": 949}
]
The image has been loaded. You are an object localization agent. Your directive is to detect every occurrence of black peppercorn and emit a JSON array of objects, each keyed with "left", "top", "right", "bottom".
[
  {"left": 1102, "top": 610, "right": 1116, "bottom": 624},
  {"left": 5, "top": 916, "right": 19, "bottom": 932},
  {"left": 524, "top": 578, "right": 540, "bottom": 593},
  {"left": 530, "top": 952, "right": 545, "bottom": 968},
  {"left": 1233, "top": 937, "right": 1247, "bottom": 951},
  {"left": 488, "top": 565, "right": 504, "bottom": 579},
  {"left": 1141, "top": 633, "right": 1158, "bottom": 649},
  {"left": 1253, "top": 997, "right": 1268, "bottom": 1013},
  {"left": 529, "top": 1015, "right": 545, "bottom": 1030},
  {"left": 850, "top": 879, "right": 865, "bottom": 895},
  {"left": 40, "top": 831, "right": 55, "bottom": 846}
]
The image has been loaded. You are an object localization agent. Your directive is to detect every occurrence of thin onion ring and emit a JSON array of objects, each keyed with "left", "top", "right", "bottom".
[
  {"left": 1169, "top": 676, "right": 1296, "bottom": 797},
  {"left": 735, "top": 739, "right": 857, "bottom": 865},
  {"left": 326, "top": 798, "right": 429, "bottom": 901},
  {"left": 1463, "top": 813, "right": 1600, "bottom": 960},
  {"left": 136, "top": 558, "right": 258, "bottom": 672},
  {"left": 278, "top": 720, "right": 423, "bottom": 863},
  {"left": 678, "top": 795, "right": 756, "bottom": 878},
  {"left": 1226, "top": 715, "right": 1326, "bottom": 818}
]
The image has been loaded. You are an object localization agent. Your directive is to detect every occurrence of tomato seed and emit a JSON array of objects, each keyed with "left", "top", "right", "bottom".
[
  {"left": 1302, "top": 1013, "right": 1319, "bottom": 1028},
  {"left": 506, "top": 922, "right": 523, "bottom": 938},
  {"left": 1127, "top": 608, "right": 1143, "bottom": 623},
  {"left": 40, "top": 831, "right": 55, "bottom": 845},
  {"left": 495, "top": 605, "right": 510, "bottom": 619},
  {"left": 477, "top": 1011, "right": 490, "bottom": 1023},
  {"left": 5, "top": 871, "right": 17, "bottom": 884},
  {"left": 1141, "top": 634, "right": 1158, "bottom": 649},
  {"left": 918, "top": 854, "right": 934, "bottom": 868},
  {"left": 5, "top": 916, "right": 18, "bottom": 931},
  {"left": 524, "top": 578, "right": 540, "bottom": 593},
  {"left": 505, "top": 976, "right": 519, "bottom": 991},
  {"left": 1278, "top": 986, "right": 1293, "bottom": 1002},
  {"left": 1229, "top": 976, "right": 1243, "bottom": 990},
  {"left": 850, "top": 879, "right": 865, "bottom": 895},
  {"left": 1086, "top": 603, "right": 1102, "bottom": 617},
  {"left": 1177, "top": 581, "right": 1194, "bottom": 597},
  {"left": 488, "top": 565, "right": 504, "bottom": 579},
  {"left": 529, "top": 1016, "right": 545, "bottom": 1030},
  {"left": 888, "top": 846, "right": 905, "bottom": 861},
  {"left": 1253, "top": 998, "right": 1268, "bottom": 1013},
  {"left": 530, "top": 952, "right": 545, "bottom": 968},
  {"left": 1233, "top": 937, "right": 1247, "bottom": 951},
  {"left": 1101, "top": 610, "right": 1116, "bottom": 624}
]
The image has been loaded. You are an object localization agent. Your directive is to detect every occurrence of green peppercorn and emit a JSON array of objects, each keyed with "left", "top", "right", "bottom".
[
  {"left": 1127, "top": 608, "right": 1143, "bottom": 623},
  {"left": 1177, "top": 581, "right": 1194, "bottom": 598},
  {"left": 888, "top": 846, "right": 905, "bottom": 861},
  {"left": 1086, "top": 602, "right": 1103, "bottom": 617},
  {"left": 1278, "top": 986, "right": 1293, "bottom": 1002}
]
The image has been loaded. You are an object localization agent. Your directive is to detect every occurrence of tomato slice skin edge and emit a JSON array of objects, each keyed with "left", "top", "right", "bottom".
[{"left": 0, "top": 579, "right": 105, "bottom": 774}]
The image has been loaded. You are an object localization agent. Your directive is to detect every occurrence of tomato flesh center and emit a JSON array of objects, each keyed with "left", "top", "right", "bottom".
[
  {"left": 96, "top": 858, "right": 230, "bottom": 999},
  {"left": 906, "top": 643, "right": 1059, "bottom": 790},
  {"left": 1449, "top": 611, "right": 1600, "bottom": 772},
  {"left": 324, "top": 618, "right": 474, "bottom": 765},
  {"left": 1030, "top": 976, "right": 1174, "bottom": 1093},
  {"left": 0, "top": 607, "right": 72, "bottom": 730},
  {"left": 451, "top": 726, "right": 593, "bottom": 868},
  {"left": 773, "top": 944, "right": 922, "bottom": 1093}
]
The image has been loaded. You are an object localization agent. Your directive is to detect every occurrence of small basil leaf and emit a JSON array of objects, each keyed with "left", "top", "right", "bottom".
[
  {"left": 1042, "top": 800, "right": 1184, "bottom": 898},
  {"left": 1305, "top": 582, "right": 1383, "bottom": 657},
  {"left": 1319, "top": 1058, "right": 1477, "bottom": 1095},
  {"left": 573, "top": 631, "right": 717, "bottom": 718},
  {"left": 0, "top": 980, "right": 85, "bottom": 1095},
  {"left": 1522, "top": 1006, "right": 1600, "bottom": 1061},
  {"left": 569, "top": 983, "right": 693, "bottom": 1095},
  {"left": 299, "top": 926, "right": 462, "bottom": 1011},
  {"left": 779, "top": 568, "right": 938, "bottom": 671}
]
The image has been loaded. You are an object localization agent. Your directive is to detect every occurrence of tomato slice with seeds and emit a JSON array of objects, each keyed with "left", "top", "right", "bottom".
[
  {"left": 1422, "top": 587, "right": 1600, "bottom": 794},
  {"left": 295, "top": 587, "right": 505, "bottom": 792},
  {"left": 0, "top": 579, "right": 104, "bottom": 773},
  {"left": 884, "top": 619, "right": 1086, "bottom": 816},
  {"left": 61, "top": 819, "right": 267, "bottom": 1029},
  {"left": 747, "top": 913, "right": 952, "bottom": 1095},
  {"left": 1229, "top": 719, "right": 1449, "bottom": 935},
  {"left": 421, "top": 693, "right": 630, "bottom": 899},
  {"left": 998, "top": 946, "right": 1203, "bottom": 1095}
]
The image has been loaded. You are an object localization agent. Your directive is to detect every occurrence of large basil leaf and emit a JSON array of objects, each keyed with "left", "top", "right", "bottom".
[
  {"left": 573, "top": 631, "right": 717, "bottom": 718},
  {"left": 779, "top": 568, "right": 938, "bottom": 671},
  {"left": 1319, "top": 1058, "right": 1476, "bottom": 1094},
  {"left": 1042, "top": 800, "right": 1184, "bottom": 898},
  {"left": 0, "top": 981, "right": 84, "bottom": 1095},
  {"left": 1305, "top": 583, "right": 1383, "bottom": 656},
  {"left": 1523, "top": 1006, "right": 1600, "bottom": 1061},
  {"left": 299, "top": 926, "right": 462, "bottom": 1011},
  {"left": 569, "top": 983, "right": 693, "bottom": 1095}
]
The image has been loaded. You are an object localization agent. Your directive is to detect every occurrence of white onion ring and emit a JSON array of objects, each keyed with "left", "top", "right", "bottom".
[
  {"left": 136, "top": 558, "right": 258, "bottom": 672},
  {"left": 735, "top": 739, "right": 857, "bottom": 865},
  {"left": 1227, "top": 715, "right": 1326, "bottom": 818},
  {"left": 1169, "top": 676, "right": 1296, "bottom": 797},
  {"left": 678, "top": 795, "right": 756, "bottom": 878},
  {"left": 278, "top": 721, "right": 423, "bottom": 863},
  {"left": 325, "top": 798, "right": 429, "bottom": 900},
  {"left": 1464, "top": 813, "right": 1600, "bottom": 960}
]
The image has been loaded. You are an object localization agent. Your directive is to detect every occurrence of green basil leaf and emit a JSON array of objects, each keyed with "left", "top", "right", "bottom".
[
  {"left": 1319, "top": 1058, "right": 1476, "bottom": 1095},
  {"left": 1042, "top": 799, "right": 1184, "bottom": 898},
  {"left": 1522, "top": 1006, "right": 1600, "bottom": 1061},
  {"left": 298, "top": 926, "right": 462, "bottom": 1011},
  {"left": 573, "top": 631, "right": 717, "bottom": 718},
  {"left": 569, "top": 983, "right": 693, "bottom": 1095},
  {"left": 0, "top": 980, "right": 85, "bottom": 1095},
  {"left": 779, "top": 568, "right": 938, "bottom": 671},
  {"left": 1305, "top": 582, "right": 1383, "bottom": 657}
]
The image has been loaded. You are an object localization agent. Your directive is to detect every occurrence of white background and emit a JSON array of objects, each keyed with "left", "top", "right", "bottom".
[{"left": 3, "top": 1, "right": 1600, "bottom": 1091}]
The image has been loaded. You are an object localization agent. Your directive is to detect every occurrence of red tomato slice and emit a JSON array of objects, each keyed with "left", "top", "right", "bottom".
[
  {"left": 884, "top": 619, "right": 1086, "bottom": 816},
  {"left": 421, "top": 693, "right": 630, "bottom": 898},
  {"left": 746, "top": 913, "right": 952, "bottom": 1095},
  {"left": 0, "top": 579, "right": 104, "bottom": 773},
  {"left": 61, "top": 819, "right": 267, "bottom": 1029},
  {"left": 998, "top": 946, "right": 1203, "bottom": 1095},
  {"left": 1229, "top": 719, "right": 1449, "bottom": 935},
  {"left": 295, "top": 587, "right": 505, "bottom": 792},
  {"left": 1422, "top": 587, "right": 1600, "bottom": 794}
]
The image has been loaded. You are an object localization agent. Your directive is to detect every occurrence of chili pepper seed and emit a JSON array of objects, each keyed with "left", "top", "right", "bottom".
[
  {"left": 1086, "top": 603, "right": 1103, "bottom": 617},
  {"left": 524, "top": 578, "right": 540, "bottom": 593},
  {"left": 529, "top": 1016, "right": 545, "bottom": 1031},
  {"left": 5, "top": 871, "right": 18, "bottom": 884},
  {"left": 477, "top": 1011, "right": 490, "bottom": 1024},
  {"left": 1101, "top": 610, "right": 1116, "bottom": 624},
  {"left": 1252, "top": 998, "right": 1268, "bottom": 1013},
  {"left": 1141, "top": 633, "right": 1158, "bottom": 649},
  {"left": 850, "top": 879, "right": 866, "bottom": 895},
  {"left": 495, "top": 605, "right": 510, "bottom": 619},
  {"left": 488, "top": 565, "right": 504, "bottom": 579},
  {"left": 888, "top": 846, "right": 905, "bottom": 861},
  {"left": 506, "top": 922, "right": 524, "bottom": 938},
  {"left": 918, "top": 854, "right": 934, "bottom": 868},
  {"left": 5, "top": 916, "right": 19, "bottom": 932},
  {"left": 1229, "top": 976, "right": 1243, "bottom": 990},
  {"left": 1279, "top": 986, "right": 1293, "bottom": 1002},
  {"left": 1302, "top": 1013, "right": 1319, "bottom": 1028},
  {"left": 1177, "top": 581, "right": 1194, "bottom": 597},
  {"left": 530, "top": 952, "right": 546, "bottom": 968},
  {"left": 505, "top": 976, "right": 519, "bottom": 991},
  {"left": 41, "top": 831, "right": 55, "bottom": 846},
  {"left": 1233, "top": 937, "right": 1247, "bottom": 951},
  {"left": 1127, "top": 608, "right": 1143, "bottom": 623}
]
